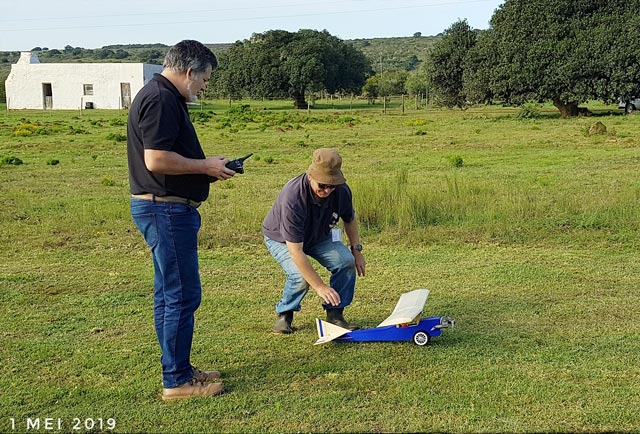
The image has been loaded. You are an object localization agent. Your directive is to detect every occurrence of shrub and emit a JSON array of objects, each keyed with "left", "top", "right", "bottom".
[
  {"left": 448, "top": 155, "right": 464, "bottom": 168},
  {"left": 13, "top": 122, "right": 48, "bottom": 136},
  {"left": 190, "top": 111, "right": 212, "bottom": 123},
  {"left": 1, "top": 155, "right": 23, "bottom": 165},
  {"left": 106, "top": 133, "right": 127, "bottom": 142},
  {"left": 109, "top": 117, "right": 127, "bottom": 126},
  {"left": 516, "top": 102, "right": 542, "bottom": 119},
  {"left": 101, "top": 177, "right": 116, "bottom": 186},
  {"left": 68, "top": 125, "right": 88, "bottom": 135}
]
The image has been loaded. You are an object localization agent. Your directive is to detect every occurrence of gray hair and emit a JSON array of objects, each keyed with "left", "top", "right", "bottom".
[{"left": 163, "top": 40, "right": 218, "bottom": 73}]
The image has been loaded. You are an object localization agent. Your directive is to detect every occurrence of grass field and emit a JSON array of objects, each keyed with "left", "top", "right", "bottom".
[{"left": 1, "top": 100, "right": 639, "bottom": 433}]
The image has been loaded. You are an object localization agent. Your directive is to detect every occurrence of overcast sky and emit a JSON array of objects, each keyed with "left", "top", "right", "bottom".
[{"left": 1, "top": 0, "right": 504, "bottom": 51}]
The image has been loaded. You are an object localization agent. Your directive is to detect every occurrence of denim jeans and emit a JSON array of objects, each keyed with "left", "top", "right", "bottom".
[
  {"left": 264, "top": 236, "right": 356, "bottom": 313},
  {"left": 131, "top": 198, "right": 201, "bottom": 388}
]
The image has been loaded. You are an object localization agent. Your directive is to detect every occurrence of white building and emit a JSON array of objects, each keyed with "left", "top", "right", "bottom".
[{"left": 5, "top": 52, "right": 163, "bottom": 110}]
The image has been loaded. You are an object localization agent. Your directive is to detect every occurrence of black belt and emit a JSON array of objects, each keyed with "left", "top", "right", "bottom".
[{"left": 131, "top": 194, "right": 202, "bottom": 208}]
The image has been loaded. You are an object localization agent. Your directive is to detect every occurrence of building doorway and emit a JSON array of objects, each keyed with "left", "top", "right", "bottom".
[
  {"left": 120, "top": 83, "right": 131, "bottom": 109},
  {"left": 42, "top": 83, "right": 53, "bottom": 109}
]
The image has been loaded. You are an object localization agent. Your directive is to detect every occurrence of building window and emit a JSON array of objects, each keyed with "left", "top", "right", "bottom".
[{"left": 83, "top": 84, "right": 94, "bottom": 96}]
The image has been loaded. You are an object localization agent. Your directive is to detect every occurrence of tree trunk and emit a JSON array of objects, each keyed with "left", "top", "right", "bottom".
[
  {"left": 293, "top": 92, "right": 307, "bottom": 109},
  {"left": 552, "top": 98, "right": 579, "bottom": 118}
]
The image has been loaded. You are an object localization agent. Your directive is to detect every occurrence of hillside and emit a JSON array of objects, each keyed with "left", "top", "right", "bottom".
[
  {"left": 348, "top": 35, "right": 440, "bottom": 73},
  {"left": 0, "top": 36, "right": 437, "bottom": 70}
]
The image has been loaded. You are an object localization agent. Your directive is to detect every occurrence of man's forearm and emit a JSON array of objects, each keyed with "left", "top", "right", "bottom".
[
  {"left": 344, "top": 217, "right": 360, "bottom": 246},
  {"left": 285, "top": 241, "right": 325, "bottom": 288},
  {"left": 144, "top": 149, "right": 207, "bottom": 175}
]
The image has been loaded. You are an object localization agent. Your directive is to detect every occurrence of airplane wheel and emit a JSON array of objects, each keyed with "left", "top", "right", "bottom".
[
  {"left": 413, "top": 331, "right": 430, "bottom": 346},
  {"left": 626, "top": 103, "right": 636, "bottom": 115}
]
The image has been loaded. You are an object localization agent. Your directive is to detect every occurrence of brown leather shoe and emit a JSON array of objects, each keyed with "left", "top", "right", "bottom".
[
  {"left": 161, "top": 379, "right": 224, "bottom": 401},
  {"left": 191, "top": 366, "right": 221, "bottom": 382}
]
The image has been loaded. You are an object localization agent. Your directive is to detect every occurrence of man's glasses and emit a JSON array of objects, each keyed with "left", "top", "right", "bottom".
[{"left": 317, "top": 183, "right": 337, "bottom": 191}]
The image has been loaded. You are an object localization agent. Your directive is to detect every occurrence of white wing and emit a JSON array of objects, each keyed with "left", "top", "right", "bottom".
[
  {"left": 377, "top": 289, "right": 430, "bottom": 327},
  {"left": 314, "top": 318, "right": 351, "bottom": 345}
]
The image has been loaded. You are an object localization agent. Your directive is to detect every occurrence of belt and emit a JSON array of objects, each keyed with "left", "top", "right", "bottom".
[{"left": 131, "top": 194, "right": 202, "bottom": 208}]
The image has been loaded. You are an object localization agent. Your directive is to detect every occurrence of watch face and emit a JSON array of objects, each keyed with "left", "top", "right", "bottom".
[{"left": 351, "top": 244, "right": 362, "bottom": 251}]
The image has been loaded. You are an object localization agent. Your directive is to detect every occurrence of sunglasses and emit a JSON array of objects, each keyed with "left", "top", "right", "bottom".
[{"left": 317, "top": 183, "right": 338, "bottom": 190}]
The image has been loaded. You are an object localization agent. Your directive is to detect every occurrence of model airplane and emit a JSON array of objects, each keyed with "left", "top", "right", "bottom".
[{"left": 315, "top": 289, "right": 454, "bottom": 346}]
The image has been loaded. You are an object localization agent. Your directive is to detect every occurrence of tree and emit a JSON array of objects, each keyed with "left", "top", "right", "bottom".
[
  {"left": 96, "top": 49, "right": 114, "bottom": 59},
  {"left": 427, "top": 20, "right": 477, "bottom": 108},
  {"left": 0, "top": 70, "right": 7, "bottom": 103},
  {"left": 362, "top": 75, "right": 380, "bottom": 103},
  {"left": 212, "top": 29, "right": 371, "bottom": 108},
  {"left": 378, "top": 70, "right": 408, "bottom": 97},
  {"left": 464, "top": 0, "right": 640, "bottom": 117},
  {"left": 404, "top": 69, "right": 430, "bottom": 97},
  {"left": 406, "top": 55, "right": 421, "bottom": 71},
  {"left": 113, "top": 49, "right": 129, "bottom": 59}
]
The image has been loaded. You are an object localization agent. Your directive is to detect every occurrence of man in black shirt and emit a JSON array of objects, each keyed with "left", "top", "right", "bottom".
[
  {"left": 263, "top": 148, "right": 366, "bottom": 334},
  {"left": 127, "top": 40, "right": 235, "bottom": 400}
]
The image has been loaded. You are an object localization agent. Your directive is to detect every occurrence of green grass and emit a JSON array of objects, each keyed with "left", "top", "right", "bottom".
[{"left": 1, "top": 101, "right": 639, "bottom": 433}]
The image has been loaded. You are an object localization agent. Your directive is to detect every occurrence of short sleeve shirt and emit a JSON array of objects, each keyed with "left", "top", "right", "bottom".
[
  {"left": 262, "top": 173, "right": 355, "bottom": 251},
  {"left": 127, "top": 73, "right": 209, "bottom": 202}
]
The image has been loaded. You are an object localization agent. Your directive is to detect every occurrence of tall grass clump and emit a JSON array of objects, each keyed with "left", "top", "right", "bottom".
[{"left": 353, "top": 169, "right": 640, "bottom": 239}]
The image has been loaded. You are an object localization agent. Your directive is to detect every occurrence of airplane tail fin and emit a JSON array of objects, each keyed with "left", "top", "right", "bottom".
[{"left": 314, "top": 318, "right": 351, "bottom": 345}]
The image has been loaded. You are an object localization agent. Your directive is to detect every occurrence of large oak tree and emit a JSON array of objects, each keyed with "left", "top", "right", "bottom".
[
  {"left": 427, "top": 20, "right": 477, "bottom": 108},
  {"left": 464, "top": 0, "right": 640, "bottom": 117},
  {"left": 211, "top": 29, "right": 370, "bottom": 108}
]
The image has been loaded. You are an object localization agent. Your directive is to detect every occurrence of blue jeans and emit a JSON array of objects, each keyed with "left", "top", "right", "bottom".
[
  {"left": 264, "top": 237, "right": 356, "bottom": 313},
  {"left": 131, "top": 198, "right": 201, "bottom": 388}
]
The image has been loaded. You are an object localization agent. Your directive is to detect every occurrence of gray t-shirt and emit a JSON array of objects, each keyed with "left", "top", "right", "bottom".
[{"left": 262, "top": 173, "right": 355, "bottom": 251}]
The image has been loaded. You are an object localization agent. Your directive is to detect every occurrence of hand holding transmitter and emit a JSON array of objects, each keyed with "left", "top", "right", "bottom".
[{"left": 209, "top": 153, "right": 253, "bottom": 182}]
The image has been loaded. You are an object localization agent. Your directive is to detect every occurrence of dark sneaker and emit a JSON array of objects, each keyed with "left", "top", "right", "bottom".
[
  {"left": 161, "top": 379, "right": 223, "bottom": 401},
  {"left": 191, "top": 366, "right": 221, "bottom": 383}
]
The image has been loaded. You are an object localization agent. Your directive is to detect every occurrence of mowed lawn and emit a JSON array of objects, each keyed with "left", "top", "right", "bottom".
[{"left": 0, "top": 101, "right": 639, "bottom": 433}]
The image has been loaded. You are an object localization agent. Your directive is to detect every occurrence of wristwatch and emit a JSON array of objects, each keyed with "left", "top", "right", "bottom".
[{"left": 350, "top": 244, "right": 363, "bottom": 252}]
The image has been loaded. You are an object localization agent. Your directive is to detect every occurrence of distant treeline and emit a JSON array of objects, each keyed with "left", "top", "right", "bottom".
[{"left": 0, "top": 35, "right": 436, "bottom": 70}]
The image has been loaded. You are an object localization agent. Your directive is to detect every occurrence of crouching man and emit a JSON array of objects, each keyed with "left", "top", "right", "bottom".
[{"left": 262, "top": 148, "right": 366, "bottom": 333}]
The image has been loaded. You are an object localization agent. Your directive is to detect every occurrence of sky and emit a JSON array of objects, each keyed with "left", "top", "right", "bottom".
[{"left": 1, "top": 0, "right": 504, "bottom": 52}]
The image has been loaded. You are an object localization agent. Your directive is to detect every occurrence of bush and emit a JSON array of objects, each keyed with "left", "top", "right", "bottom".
[
  {"left": 68, "top": 125, "right": 88, "bottom": 135},
  {"left": 106, "top": 133, "right": 127, "bottom": 142},
  {"left": 190, "top": 111, "right": 212, "bottom": 123},
  {"left": 13, "top": 122, "right": 48, "bottom": 136},
  {"left": 109, "top": 117, "right": 127, "bottom": 126},
  {"left": 448, "top": 155, "right": 464, "bottom": 168},
  {"left": 516, "top": 102, "right": 542, "bottom": 119},
  {"left": 1, "top": 155, "right": 23, "bottom": 165}
]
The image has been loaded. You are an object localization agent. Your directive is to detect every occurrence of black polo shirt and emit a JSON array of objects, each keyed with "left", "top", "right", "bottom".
[
  {"left": 127, "top": 73, "right": 209, "bottom": 202},
  {"left": 262, "top": 173, "right": 355, "bottom": 251}
]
